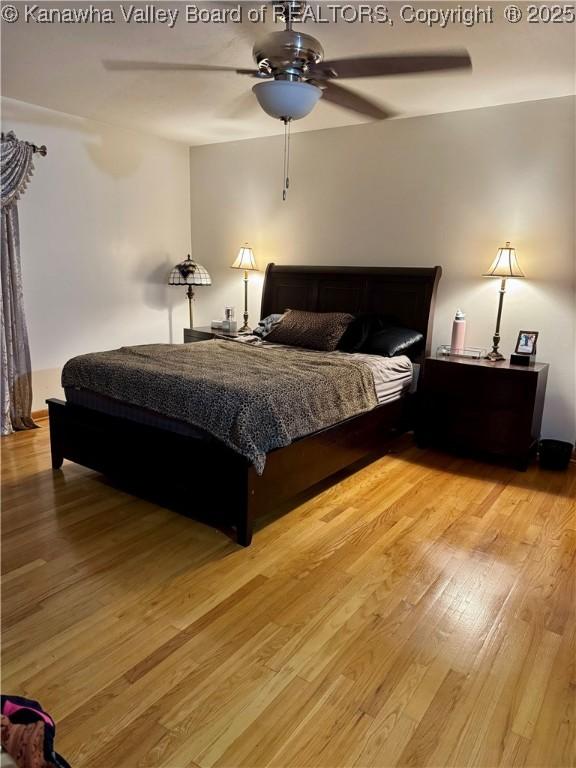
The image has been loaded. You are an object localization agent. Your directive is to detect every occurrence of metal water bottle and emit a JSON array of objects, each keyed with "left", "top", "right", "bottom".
[{"left": 451, "top": 309, "right": 466, "bottom": 354}]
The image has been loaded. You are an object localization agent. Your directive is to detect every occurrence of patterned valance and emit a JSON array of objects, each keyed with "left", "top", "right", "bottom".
[{"left": 1, "top": 131, "right": 35, "bottom": 209}]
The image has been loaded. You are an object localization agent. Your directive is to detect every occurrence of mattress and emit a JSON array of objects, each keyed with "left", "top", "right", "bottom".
[{"left": 64, "top": 342, "right": 413, "bottom": 442}]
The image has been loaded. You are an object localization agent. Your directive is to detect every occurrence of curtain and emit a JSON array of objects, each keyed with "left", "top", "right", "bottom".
[{"left": 1, "top": 131, "right": 38, "bottom": 435}]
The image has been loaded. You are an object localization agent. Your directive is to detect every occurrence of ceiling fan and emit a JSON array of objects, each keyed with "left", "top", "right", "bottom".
[
  {"left": 106, "top": 0, "right": 472, "bottom": 122},
  {"left": 106, "top": 0, "right": 472, "bottom": 197}
]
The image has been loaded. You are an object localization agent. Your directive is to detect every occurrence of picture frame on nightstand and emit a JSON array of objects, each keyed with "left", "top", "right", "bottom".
[
  {"left": 510, "top": 330, "right": 539, "bottom": 366},
  {"left": 515, "top": 330, "right": 539, "bottom": 355}
]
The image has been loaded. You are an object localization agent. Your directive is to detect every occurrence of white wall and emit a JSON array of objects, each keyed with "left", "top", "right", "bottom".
[
  {"left": 189, "top": 96, "right": 575, "bottom": 442},
  {"left": 2, "top": 98, "right": 191, "bottom": 409}
]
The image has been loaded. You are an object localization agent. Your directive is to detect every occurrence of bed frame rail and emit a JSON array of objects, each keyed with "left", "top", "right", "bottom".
[{"left": 48, "top": 396, "right": 405, "bottom": 546}]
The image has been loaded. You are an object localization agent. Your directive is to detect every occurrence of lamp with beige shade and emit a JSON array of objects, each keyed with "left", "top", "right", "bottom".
[
  {"left": 483, "top": 241, "right": 525, "bottom": 361},
  {"left": 231, "top": 245, "right": 258, "bottom": 334}
]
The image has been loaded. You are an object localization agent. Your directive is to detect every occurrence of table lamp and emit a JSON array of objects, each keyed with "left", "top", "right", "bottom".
[
  {"left": 168, "top": 255, "right": 211, "bottom": 329},
  {"left": 483, "top": 241, "right": 525, "bottom": 361},
  {"left": 231, "top": 245, "right": 258, "bottom": 334}
]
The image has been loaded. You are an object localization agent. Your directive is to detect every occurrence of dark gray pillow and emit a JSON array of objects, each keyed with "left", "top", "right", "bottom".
[{"left": 266, "top": 309, "right": 354, "bottom": 352}]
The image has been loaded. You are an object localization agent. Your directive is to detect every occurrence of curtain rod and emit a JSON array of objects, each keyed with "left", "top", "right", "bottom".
[{"left": 1, "top": 132, "right": 47, "bottom": 156}]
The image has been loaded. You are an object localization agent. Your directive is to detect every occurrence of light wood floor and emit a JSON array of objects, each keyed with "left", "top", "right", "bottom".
[{"left": 2, "top": 420, "right": 574, "bottom": 768}]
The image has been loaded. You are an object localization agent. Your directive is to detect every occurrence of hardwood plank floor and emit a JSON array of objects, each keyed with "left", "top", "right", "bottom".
[{"left": 2, "top": 420, "right": 574, "bottom": 768}]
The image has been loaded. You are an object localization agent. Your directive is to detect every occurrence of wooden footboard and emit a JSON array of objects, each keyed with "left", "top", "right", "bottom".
[{"left": 47, "top": 397, "right": 405, "bottom": 546}]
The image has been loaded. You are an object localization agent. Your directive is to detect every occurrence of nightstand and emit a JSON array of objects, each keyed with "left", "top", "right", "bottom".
[
  {"left": 416, "top": 356, "right": 549, "bottom": 469},
  {"left": 183, "top": 326, "right": 239, "bottom": 343}
]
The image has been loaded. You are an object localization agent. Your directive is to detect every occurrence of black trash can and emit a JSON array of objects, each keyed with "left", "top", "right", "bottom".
[{"left": 538, "top": 439, "right": 574, "bottom": 470}]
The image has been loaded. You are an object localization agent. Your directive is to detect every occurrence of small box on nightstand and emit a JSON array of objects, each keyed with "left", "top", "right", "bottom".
[{"left": 510, "top": 353, "right": 536, "bottom": 367}]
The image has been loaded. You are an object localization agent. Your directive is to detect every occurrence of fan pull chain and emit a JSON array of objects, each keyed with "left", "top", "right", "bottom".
[{"left": 282, "top": 118, "right": 291, "bottom": 201}]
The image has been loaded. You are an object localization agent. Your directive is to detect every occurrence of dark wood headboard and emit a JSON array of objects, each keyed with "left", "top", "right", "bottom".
[{"left": 260, "top": 264, "right": 442, "bottom": 359}]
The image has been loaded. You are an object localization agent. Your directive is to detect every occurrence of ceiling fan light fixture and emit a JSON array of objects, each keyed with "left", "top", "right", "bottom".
[{"left": 252, "top": 80, "right": 322, "bottom": 121}]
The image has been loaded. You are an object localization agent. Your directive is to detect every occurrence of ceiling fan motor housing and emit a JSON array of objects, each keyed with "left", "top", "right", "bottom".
[{"left": 253, "top": 30, "right": 324, "bottom": 81}]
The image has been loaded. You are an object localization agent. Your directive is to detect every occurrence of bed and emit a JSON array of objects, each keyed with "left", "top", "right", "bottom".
[{"left": 47, "top": 264, "right": 441, "bottom": 546}]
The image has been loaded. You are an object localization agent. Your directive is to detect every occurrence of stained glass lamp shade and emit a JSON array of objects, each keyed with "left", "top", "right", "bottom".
[{"left": 168, "top": 255, "right": 212, "bottom": 329}]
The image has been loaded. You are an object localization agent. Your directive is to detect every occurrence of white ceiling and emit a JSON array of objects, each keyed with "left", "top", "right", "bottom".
[{"left": 2, "top": 1, "right": 575, "bottom": 145}]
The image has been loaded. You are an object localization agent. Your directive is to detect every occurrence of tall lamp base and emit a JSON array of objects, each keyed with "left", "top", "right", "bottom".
[
  {"left": 485, "top": 277, "right": 507, "bottom": 363},
  {"left": 239, "top": 273, "right": 251, "bottom": 334},
  {"left": 186, "top": 286, "right": 195, "bottom": 329}
]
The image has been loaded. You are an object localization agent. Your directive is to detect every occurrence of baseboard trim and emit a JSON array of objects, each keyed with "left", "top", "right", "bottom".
[{"left": 32, "top": 409, "right": 49, "bottom": 420}]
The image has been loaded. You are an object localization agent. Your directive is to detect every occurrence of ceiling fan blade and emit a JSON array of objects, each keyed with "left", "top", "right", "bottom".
[
  {"left": 310, "top": 51, "right": 472, "bottom": 79},
  {"left": 104, "top": 61, "right": 261, "bottom": 76},
  {"left": 318, "top": 81, "right": 395, "bottom": 120}
]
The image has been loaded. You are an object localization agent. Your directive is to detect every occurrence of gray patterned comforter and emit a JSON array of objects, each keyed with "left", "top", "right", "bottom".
[{"left": 62, "top": 340, "right": 378, "bottom": 474}]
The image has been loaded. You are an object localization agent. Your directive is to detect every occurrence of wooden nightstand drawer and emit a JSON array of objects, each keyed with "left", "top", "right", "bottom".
[{"left": 417, "top": 356, "right": 549, "bottom": 468}]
